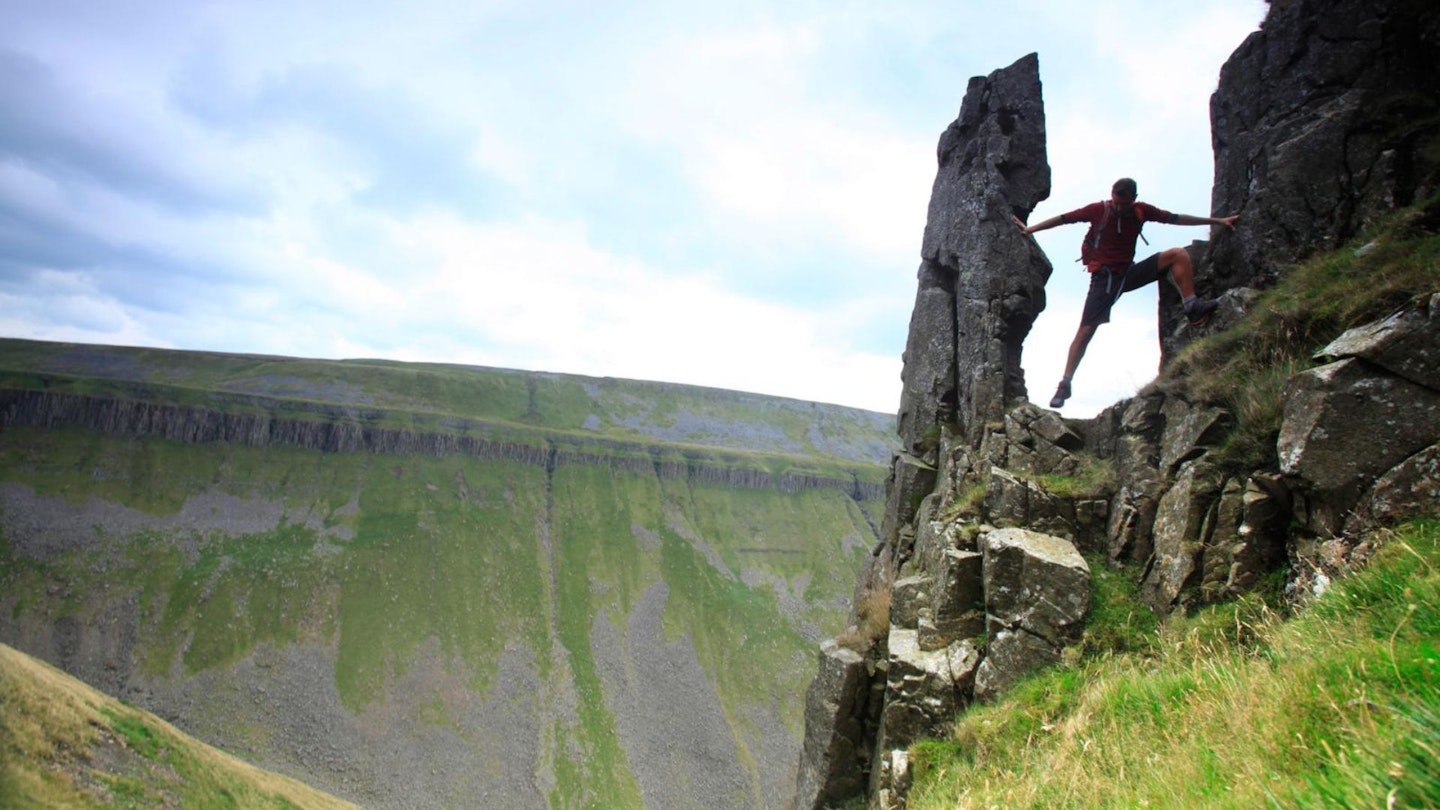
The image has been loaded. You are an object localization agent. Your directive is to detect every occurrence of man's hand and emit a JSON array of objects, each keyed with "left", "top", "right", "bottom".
[
  {"left": 1012, "top": 214, "right": 1029, "bottom": 234},
  {"left": 1216, "top": 214, "right": 1239, "bottom": 230}
]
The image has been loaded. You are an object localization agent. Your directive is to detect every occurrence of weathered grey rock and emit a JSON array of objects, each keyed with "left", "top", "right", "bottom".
[
  {"left": 983, "top": 467, "right": 1043, "bottom": 528},
  {"left": 1318, "top": 292, "right": 1440, "bottom": 392},
  {"left": 1000, "top": 405, "right": 1082, "bottom": 477},
  {"left": 1105, "top": 394, "right": 1168, "bottom": 563},
  {"left": 1278, "top": 357, "right": 1440, "bottom": 534},
  {"left": 916, "top": 52, "right": 1052, "bottom": 434},
  {"left": 1143, "top": 460, "right": 1226, "bottom": 611},
  {"left": 1208, "top": 0, "right": 1440, "bottom": 289},
  {"left": 890, "top": 576, "right": 931, "bottom": 628},
  {"left": 794, "top": 641, "right": 872, "bottom": 810},
  {"left": 897, "top": 265, "right": 958, "bottom": 457},
  {"left": 877, "top": 630, "right": 981, "bottom": 751},
  {"left": 973, "top": 628, "right": 1059, "bottom": 703},
  {"left": 880, "top": 452, "right": 938, "bottom": 550},
  {"left": 981, "top": 528, "right": 1090, "bottom": 645},
  {"left": 1348, "top": 443, "right": 1440, "bottom": 532},
  {"left": 1225, "top": 475, "right": 1292, "bottom": 595},
  {"left": 1159, "top": 398, "right": 1231, "bottom": 475},
  {"left": 930, "top": 549, "right": 986, "bottom": 643}
]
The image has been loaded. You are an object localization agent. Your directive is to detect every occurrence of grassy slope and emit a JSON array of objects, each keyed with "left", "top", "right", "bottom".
[
  {"left": 0, "top": 641, "right": 357, "bottom": 809},
  {"left": 908, "top": 520, "right": 1440, "bottom": 809},
  {"left": 905, "top": 204, "right": 1440, "bottom": 808}
]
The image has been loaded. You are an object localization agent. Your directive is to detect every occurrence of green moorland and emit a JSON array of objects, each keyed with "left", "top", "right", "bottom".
[
  {"left": 905, "top": 201, "right": 1440, "bottom": 808},
  {"left": 0, "top": 641, "right": 357, "bottom": 809},
  {"left": 0, "top": 349, "right": 891, "bottom": 807}
]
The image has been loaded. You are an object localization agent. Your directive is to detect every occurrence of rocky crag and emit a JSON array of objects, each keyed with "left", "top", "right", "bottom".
[{"left": 795, "top": 2, "right": 1440, "bottom": 807}]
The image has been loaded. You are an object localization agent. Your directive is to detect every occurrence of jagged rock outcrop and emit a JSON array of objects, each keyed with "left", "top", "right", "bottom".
[
  {"left": 796, "top": 54, "right": 1097, "bottom": 810},
  {"left": 1208, "top": 0, "right": 1440, "bottom": 290},
  {"left": 897, "top": 51, "right": 1052, "bottom": 458},
  {"left": 1280, "top": 293, "right": 1440, "bottom": 537}
]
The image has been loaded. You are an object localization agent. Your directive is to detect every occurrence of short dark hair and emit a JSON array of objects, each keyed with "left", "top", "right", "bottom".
[{"left": 1112, "top": 178, "right": 1138, "bottom": 200}]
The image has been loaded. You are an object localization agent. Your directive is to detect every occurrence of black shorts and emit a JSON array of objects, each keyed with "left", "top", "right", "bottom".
[{"left": 1080, "top": 253, "right": 1164, "bottom": 327}]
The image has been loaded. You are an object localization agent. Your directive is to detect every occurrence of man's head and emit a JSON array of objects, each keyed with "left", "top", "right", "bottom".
[{"left": 1111, "top": 178, "right": 1138, "bottom": 209}]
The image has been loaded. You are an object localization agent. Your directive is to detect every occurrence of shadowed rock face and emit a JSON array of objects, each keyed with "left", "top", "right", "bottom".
[
  {"left": 796, "top": 54, "right": 1076, "bottom": 810},
  {"left": 898, "top": 52, "right": 1053, "bottom": 455},
  {"left": 1207, "top": 0, "right": 1440, "bottom": 290}
]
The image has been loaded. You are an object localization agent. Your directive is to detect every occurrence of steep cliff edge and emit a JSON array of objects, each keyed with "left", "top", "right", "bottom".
[{"left": 796, "top": 2, "right": 1440, "bottom": 807}]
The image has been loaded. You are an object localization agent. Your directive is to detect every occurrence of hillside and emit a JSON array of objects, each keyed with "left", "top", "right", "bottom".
[
  {"left": 0, "top": 641, "right": 356, "bottom": 809},
  {"left": 0, "top": 343, "right": 895, "bottom": 809}
]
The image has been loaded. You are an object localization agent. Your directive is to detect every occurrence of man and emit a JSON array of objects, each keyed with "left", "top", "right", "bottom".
[{"left": 1015, "top": 177, "right": 1238, "bottom": 409}]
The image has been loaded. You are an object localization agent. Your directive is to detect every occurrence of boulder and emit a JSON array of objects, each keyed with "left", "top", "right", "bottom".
[
  {"left": 981, "top": 528, "right": 1090, "bottom": 645},
  {"left": 1318, "top": 292, "right": 1440, "bottom": 392},
  {"left": 973, "top": 628, "right": 1060, "bottom": 703},
  {"left": 1348, "top": 443, "right": 1440, "bottom": 532},
  {"left": 1278, "top": 357, "right": 1440, "bottom": 534}
]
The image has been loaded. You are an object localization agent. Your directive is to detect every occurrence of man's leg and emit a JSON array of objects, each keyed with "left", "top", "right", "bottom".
[
  {"left": 1050, "top": 322, "right": 1097, "bottom": 408},
  {"left": 1157, "top": 247, "right": 1218, "bottom": 324}
]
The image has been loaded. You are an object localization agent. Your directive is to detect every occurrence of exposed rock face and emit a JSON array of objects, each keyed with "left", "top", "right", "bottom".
[
  {"left": 898, "top": 51, "right": 1052, "bottom": 455},
  {"left": 1208, "top": 0, "right": 1440, "bottom": 289},
  {"left": 794, "top": 642, "right": 871, "bottom": 810},
  {"left": 0, "top": 388, "right": 883, "bottom": 501},
  {"left": 1279, "top": 294, "right": 1440, "bottom": 536},
  {"left": 796, "top": 54, "right": 1094, "bottom": 810},
  {"left": 974, "top": 528, "right": 1090, "bottom": 701}
]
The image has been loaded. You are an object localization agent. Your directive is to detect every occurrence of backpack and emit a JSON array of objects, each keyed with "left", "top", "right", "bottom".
[{"left": 1080, "top": 200, "right": 1149, "bottom": 267}]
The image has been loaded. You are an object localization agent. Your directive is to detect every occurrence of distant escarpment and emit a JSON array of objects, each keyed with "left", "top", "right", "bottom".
[
  {"left": 796, "top": 2, "right": 1440, "bottom": 808},
  {"left": 0, "top": 344, "right": 892, "bottom": 810},
  {"left": 0, "top": 387, "right": 883, "bottom": 501}
]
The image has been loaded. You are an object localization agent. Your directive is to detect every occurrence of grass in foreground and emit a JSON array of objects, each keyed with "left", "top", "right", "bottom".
[
  {"left": 907, "top": 519, "right": 1440, "bottom": 809},
  {"left": 0, "top": 642, "right": 356, "bottom": 809}
]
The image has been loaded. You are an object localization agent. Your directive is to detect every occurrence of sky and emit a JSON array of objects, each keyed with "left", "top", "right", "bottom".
[{"left": 0, "top": 0, "right": 1268, "bottom": 417}]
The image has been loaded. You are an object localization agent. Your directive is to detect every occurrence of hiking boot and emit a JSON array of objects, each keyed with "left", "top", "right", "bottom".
[
  {"left": 1048, "top": 379, "right": 1071, "bottom": 409},
  {"left": 1185, "top": 297, "right": 1219, "bottom": 327}
]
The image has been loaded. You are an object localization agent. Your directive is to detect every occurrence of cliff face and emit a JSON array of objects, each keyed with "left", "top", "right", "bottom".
[
  {"left": 0, "top": 388, "right": 885, "bottom": 501},
  {"left": 796, "top": 3, "right": 1440, "bottom": 808},
  {"left": 1207, "top": 0, "right": 1440, "bottom": 290}
]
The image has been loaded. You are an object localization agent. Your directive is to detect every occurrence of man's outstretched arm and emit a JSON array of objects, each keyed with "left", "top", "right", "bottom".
[
  {"left": 1173, "top": 213, "right": 1239, "bottom": 229},
  {"left": 1013, "top": 213, "right": 1065, "bottom": 235}
]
